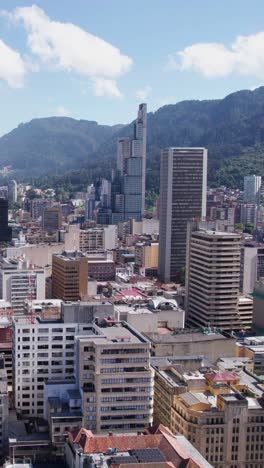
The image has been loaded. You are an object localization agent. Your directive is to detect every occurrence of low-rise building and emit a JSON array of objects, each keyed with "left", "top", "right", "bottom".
[
  {"left": 66, "top": 424, "right": 212, "bottom": 468},
  {"left": 143, "top": 328, "right": 236, "bottom": 362}
]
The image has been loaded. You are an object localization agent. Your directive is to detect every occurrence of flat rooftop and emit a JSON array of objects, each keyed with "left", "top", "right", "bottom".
[
  {"left": 77, "top": 321, "right": 149, "bottom": 345},
  {"left": 144, "top": 330, "right": 229, "bottom": 344}
]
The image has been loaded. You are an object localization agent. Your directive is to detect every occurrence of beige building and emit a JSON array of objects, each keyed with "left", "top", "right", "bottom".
[
  {"left": 185, "top": 229, "right": 248, "bottom": 331},
  {"left": 52, "top": 251, "right": 88, "bottom": 301},
  {"left": 79, "top": 225, "right": 117, "bottom": 252},
  {"left": 135, "top": 241, "right": 159, "bottom": 277},
  {"left": 75, "top": 318, "right": 154, "bottom": 433},
  {"left": 143, "top": 328, "right": 236, "bottom": 363},
  {"left": 152, "top": 358, "right": 264, "bottom": 467}
]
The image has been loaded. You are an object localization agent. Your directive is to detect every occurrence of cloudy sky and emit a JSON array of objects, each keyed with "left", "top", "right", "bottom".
[{"left": 0, "top": 0, "right": 264, "bottom": 135}]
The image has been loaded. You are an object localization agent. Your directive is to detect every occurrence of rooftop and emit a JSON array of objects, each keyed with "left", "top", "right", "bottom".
[{"left": 144, "top": 329, "right": 230, "bottom": 344}]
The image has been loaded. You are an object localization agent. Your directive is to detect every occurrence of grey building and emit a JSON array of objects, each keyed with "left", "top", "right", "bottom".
[
  {"left": 158, "top": 147, "right": 207, "bottom": 283},
  {"left": 111, "top": 104, "right": 147, "bottom": 223},
  {"left": 243, "top": 175, "right": 261, "bottom": 205}
]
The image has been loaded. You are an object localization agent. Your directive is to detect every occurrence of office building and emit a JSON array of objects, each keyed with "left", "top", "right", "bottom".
[
  {"left": 185, "top": 230, "right": 247, "bottom": 330},
  {"left": 0, "top": 258, "right": 45, "bottom": 312},
  {"left": 0, "top": 198, "right": 12, "bottom": 242},
  {"left": 243, "top": 175, "right": 261, "bottom": 205},
  {"left": 42, "top": 206, "right": 62, "bottom": 232},
  {"left": 111, "top": 104, "right": 147, "bottom": 223},
  {"left": 158, "top": 148, "right": 207, "bottom": 282},
  {"left": 240, "top": 243, "right": 264, "bottom": 294},
  {"left": 66, "top": 424, "right": 212, "bottom": 468},
  {"left": 135, "top": 241, "right": 159, "bottom": 277},
  {"left": 8, "top": 179, "right": 17, "bottom": 206},
  {"left": 52, "top": 251, "right": 88, "bottom": 301}
]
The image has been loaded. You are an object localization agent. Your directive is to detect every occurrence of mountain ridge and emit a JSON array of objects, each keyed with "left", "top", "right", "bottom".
[{"left": 1, "top": 87, "right": 264, "bottom": 189}]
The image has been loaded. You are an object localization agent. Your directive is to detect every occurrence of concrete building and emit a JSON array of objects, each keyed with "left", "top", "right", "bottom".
[
  {"left": 151, "top": 355, "right": 205, "bottom": 431},
  {"left": 52, "top": 251, "right": 88, "bottom": 301},
  {"left": 185, "top": 229, "right": 246, "bottom": 331},
  {"left": 0, "top": 258, "right": 45, "bottom": 312},
  {"left": 135, "top": 241, "right": 159, "bottom": 277},
  {"left": 143, "top": 328, "right": 236, "bottom": 363},
  {"left": 79, "top": 225, "right": 117, "bottom": 252},
  {"left": 12, "top": 315, "right": 88, "bottom": 418},
  {"left": 240, "top": 243, "right": 264, "bottom": 294},
  {"left": 243, "top": 175, "right": 262, "bottom": 205},
  {"left": 158, "top": 148, "right": 207, "bottom": 283},
  {"left": 75, "top": 318, "right": 154, "bottom": 433},
  {"left": 61, "top": 300, "right": 114, "bottom": 323},
  {"left": 236, "top": 336, "right": 264, "bottom": 375},
  {"left": 42, "top": 206, "right": 62, "bottom": 233},
  {"left": 252, "top": 277, "right": 264, "bottom": 331},
  {"left": 66, "top": 424, "right": 212, "bottom": 468},
  {"left": 111, "top": 104, "right": 147, "bottom": 223},
  {"left": 114, "top": 297, "right": 184, "bottom": 333},
  {"left": 169, "top": 367, "right": 264, "bottom": 467}
]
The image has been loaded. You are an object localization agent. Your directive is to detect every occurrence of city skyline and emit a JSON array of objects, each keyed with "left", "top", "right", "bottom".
[{"left": 0, "top": 1, "right": 264, "bottom": 135}]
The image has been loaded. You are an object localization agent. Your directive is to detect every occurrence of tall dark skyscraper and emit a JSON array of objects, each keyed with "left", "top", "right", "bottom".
[
  {"left": 111, "top": 103, "right": 147, "bottom": 223},
  {"left": 158, "top": 147, "right": 207, "bottom": 283},
  {"left": 0, "top": 198, "right": 12, "bottom": 242}
]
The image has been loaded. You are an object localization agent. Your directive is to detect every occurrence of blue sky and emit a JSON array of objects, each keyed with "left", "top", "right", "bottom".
[{"left": 1, "top": 0, "right": 264, "bottom": 135}]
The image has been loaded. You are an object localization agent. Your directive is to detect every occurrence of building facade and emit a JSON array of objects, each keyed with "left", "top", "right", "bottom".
[
  {"left": 111, "top": 104, "right": 147, "bottom": 223},
  {"left": 158, "top": 148, "right": 207, "bottom": 283},
  {"left": 185, "top": 230, "right": 246, "bottom": 330},
  {"left": 52, "top": 252, "right": 88, "bottom": 301}
]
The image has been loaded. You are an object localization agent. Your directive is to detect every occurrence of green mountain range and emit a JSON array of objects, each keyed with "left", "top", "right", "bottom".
[{"left": 1, "top": 87, "right": 264, "bottom": 192}]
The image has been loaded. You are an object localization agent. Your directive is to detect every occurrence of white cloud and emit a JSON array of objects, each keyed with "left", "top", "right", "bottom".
[
  {"left": 0, "top": 38, "right": 26, "bottom": 88},
  {"left": 167, "top": 31, "right": 264, "bottom": 78},
  {"left": 4, "top": 5, "right": 132, "bottom": 96},
  {"left": 54, "top": 105, "right": 71, "bottom": 117},
  {"left": 93, "top": 78, "right": 123, "bottom": 98},
  {"left": 136, "top": 85, "right": 152, "bottom": 101}
]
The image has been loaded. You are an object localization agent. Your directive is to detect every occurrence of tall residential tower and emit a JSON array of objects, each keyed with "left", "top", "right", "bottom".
[{"left": 158, "top": 147, "right": 207, "bottom": 283}]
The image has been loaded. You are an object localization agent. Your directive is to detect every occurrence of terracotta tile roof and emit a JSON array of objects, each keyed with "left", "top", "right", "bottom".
[{"left": 68, "top": 426, "right": 206, "bottom": 468}]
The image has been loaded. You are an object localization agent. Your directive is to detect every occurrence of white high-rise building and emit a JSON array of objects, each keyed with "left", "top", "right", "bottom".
[
  {"left": 0, "top": 259, "right": 45, "bottom": 313},
  {"left": 158, "top": 148, "right": 207, "bottom": 283},
  {"left": 13, "top": 316, "right": 87, "bottom": 418},
  {"left": 243, "top": 175, "right": 261, "bottom": 205}
]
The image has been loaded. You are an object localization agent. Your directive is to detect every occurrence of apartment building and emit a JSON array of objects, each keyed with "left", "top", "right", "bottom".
[
  {"left": 52, "top": 251, "right": 88, "bottom": 301},
  {"left": 79, "top": 225, "right": 117, "bottom": 252},
  {"left": 12, "top": 316, "right": 89, "bottom": 418},
  {"left": 0, "top": 258, "right": 45, "bottom": 313},
  {"left": 153, "top": 359, "right": 264, "bottom": 467},
  {"left": 75, "top": 318, "right": 154, "bottom": 433}
]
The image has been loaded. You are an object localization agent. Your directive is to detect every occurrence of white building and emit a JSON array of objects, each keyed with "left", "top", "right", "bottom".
[
  {"left": 12, "top": 316, "right": 88, "bottom": 418},
  {"left": 79, "top": 225, "right": 117, "bottom": 252},
  {"left": 0, "top": 259, "right": 45, "bottom": 312}
]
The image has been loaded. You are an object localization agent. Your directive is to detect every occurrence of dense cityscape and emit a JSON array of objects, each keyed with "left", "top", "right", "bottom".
[
  {"left": 0, "top": 100, "right": 261, "bottom": 468},
  {"left": 1, "top": 1, "right": 264, "bottom": 467}
]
